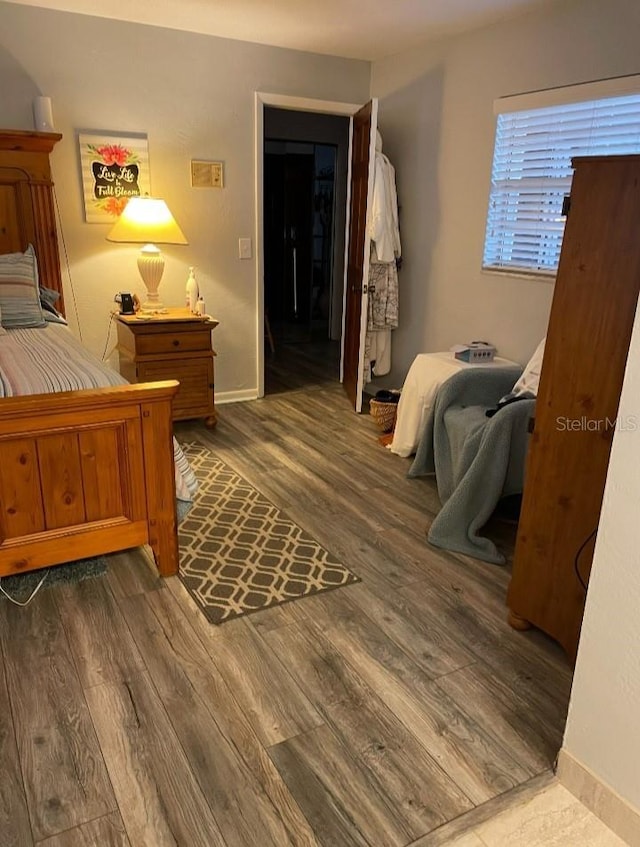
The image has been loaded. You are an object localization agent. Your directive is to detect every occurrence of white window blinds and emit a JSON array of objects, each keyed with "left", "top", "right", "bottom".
[{"left": 483, "top": 91, "right": 640, "bottom": 275}]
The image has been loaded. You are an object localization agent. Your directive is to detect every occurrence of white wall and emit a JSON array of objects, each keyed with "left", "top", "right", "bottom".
[
  {"left": 561, "top": 291, "right": 640, "bottom": 813},
  {"left": 370, "top": 0, "right": 640, "bottom": 388},
  {"left": 0, "top": 2, "right": 369, "bottom": 398}
]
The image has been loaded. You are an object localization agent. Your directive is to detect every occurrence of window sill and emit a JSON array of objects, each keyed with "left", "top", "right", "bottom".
[{"left": 481, "top": 267, "right": 556, "bottom": 284}]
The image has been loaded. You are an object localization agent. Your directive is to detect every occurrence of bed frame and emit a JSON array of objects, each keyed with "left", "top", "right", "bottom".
[{"left": 0, "top": 129, "right": 179, "bottom": 578}]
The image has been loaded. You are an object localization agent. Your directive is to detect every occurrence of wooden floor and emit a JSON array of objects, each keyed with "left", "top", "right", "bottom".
[{"left": 0, "top": 347, "right": 573, "bottom": 847}]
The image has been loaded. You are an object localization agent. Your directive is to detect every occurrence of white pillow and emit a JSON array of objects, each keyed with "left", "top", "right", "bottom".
[{"left": 513, "top": 338, "right": 546, "bottom": 397}]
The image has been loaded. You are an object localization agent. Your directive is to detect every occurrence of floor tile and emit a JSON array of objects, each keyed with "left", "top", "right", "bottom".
[{"left": 474, "top": 783, "right": 628, "bottom": 846}]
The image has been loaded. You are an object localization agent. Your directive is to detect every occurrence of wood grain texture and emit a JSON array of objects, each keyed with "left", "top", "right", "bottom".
[
  {"left": 78, "top": 428, "right": 123, "bottom": 521},
  {"left": 104, "top": 548, "right": 164, "bottom": 601},
  {"left": 141, "top": 397, "right": 179, "bottom": 576},
  {"left": 0, "top": 438, "right": 45, "bottom": 539},
  {"left": 266, "top": 621, "right": 474, "bottom": 839},
  {"left": 344, "top": 580, "right": 476, "bottom": 680},
  {"left": 434, "top": 663, "right": 560, "bottom": 775},
  {"left": 35, "top": 812, "right": 130, "bottom": 847},
  {"left": 84, "top": 671, "right": 225, "bottom": 847},
  {"left": 37, "top": 434, "right": 86, "bottom": 529},
  {"left": 270, "top": 724, "right": 411, "bottom": 847},
  {"left": 121, "top": 588, "right": 319, "bottom": 847},
  {"left": 206, "top": 623, "right": 324, "bottom": 746},
  {"left": 510, "top": 155, "right": 640, "bottom": 661},
  {"left": 0, "top": 593, "right": 116, "bottom": 842},
  {"left": 306, "top": 593, "right": 528, "bottom": 804},
  {"left": 396, "top": 576, "right": 572, "bottom": 725},
  {"left": 0, "top": 367, "right": 573, "bottom": 847},
  {"left": 0, "top": 655, "right": 33, "bottom": 847},
  {"left": 116, "top": 314, "right": 216, "bottom": 423},
  {"left": 343, "top": 100, "right": 373, "bottom": 406},
  {"left": 54, "top": 577, "right": 146, "bottom": 689},
  {"left": 0, "top": 381, "right": 178, "bottom": 580},
  {"left": 0, "top": 131, "right": 63, "bottom": 301}
]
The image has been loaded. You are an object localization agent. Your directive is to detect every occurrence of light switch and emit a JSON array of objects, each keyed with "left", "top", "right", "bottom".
[{"left": 239, "top": 237, "right": 252, "bottom": 259}]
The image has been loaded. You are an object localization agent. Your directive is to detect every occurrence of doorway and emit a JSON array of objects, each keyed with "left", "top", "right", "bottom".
[{"left": 263, "top": 107, "right": 350, "bottom": 394}]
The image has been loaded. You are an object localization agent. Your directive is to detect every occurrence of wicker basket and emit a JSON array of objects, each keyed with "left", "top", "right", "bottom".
[{"left": 369, "top": 399, "right": 398, "bottom": 433}]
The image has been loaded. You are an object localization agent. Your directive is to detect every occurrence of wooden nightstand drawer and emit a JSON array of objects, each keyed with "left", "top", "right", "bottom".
[
  {"left": 137, "top": 358, "right": 214, "bottom": 418},
  {"left": 135, "top": 329, "right": 210, "bottom": 356}
]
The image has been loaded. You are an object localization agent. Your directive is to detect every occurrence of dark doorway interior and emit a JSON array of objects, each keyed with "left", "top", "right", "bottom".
[
  {"left": 263, "top": 108, "right": 349, "bottom": 394},
  {"left": 264, "top": 141, "right": 335, "bottom": 345}
]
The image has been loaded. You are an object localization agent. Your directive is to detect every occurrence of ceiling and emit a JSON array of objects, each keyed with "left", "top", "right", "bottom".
[{"left": 2, "top": 0, "right": 554, "bottom": 60}]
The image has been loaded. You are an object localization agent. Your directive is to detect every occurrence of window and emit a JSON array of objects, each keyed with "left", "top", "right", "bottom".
[{"left": 483, "top": 81, "right": 640, "bottom": 276}]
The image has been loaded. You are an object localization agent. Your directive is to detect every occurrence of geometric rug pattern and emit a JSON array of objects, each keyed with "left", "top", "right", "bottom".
[{"left": 178, "top": 441, "right": 360, "bottom": 624}]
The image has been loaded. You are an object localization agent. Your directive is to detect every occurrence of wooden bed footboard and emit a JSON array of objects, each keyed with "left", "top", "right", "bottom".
[{"left": 0, "top": 381, "right": 180, "bottom": 579}]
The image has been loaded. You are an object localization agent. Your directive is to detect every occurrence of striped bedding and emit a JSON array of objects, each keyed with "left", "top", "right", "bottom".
[{"left": 0, "top": 323, "right": 198, "bottom": 504}]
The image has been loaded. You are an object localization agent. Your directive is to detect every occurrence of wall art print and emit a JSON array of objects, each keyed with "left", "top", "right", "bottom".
[{"left": 78, "top": 131, "right": 151, "bottom": 223}]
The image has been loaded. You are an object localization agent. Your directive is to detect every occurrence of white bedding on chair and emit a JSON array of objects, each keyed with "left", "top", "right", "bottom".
[{"left": 389, "top": 352, "right": 518, "bottom": 458}]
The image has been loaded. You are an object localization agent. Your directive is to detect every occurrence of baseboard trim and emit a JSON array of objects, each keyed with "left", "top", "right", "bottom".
[
  {"left": 215, "top": 389, "right": 258, "bottom": 405},
  {"left": 557, "top": 748, "right": 640, "bottom": 846}
]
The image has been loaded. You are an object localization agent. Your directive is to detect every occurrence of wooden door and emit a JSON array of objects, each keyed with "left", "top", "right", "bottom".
[
  {"left": 508, "top": 155, "right": 640, "bottom": 662},
  {"left": 342, "top": 99, "right": 378, "bottom": 411}
]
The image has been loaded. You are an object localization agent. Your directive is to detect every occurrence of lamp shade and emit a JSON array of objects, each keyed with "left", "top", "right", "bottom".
[{"left": 106, "top": 196, "right": 188, "bottom": 245}]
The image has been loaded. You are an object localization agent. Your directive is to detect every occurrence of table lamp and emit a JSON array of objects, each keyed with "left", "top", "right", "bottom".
[{"left": 106, "top": 196, "right": 188, "bottom": 312}]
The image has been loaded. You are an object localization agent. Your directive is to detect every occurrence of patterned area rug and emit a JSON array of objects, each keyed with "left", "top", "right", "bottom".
[{"left": 178, "top": 441, "right": 360, "bottom": 624}]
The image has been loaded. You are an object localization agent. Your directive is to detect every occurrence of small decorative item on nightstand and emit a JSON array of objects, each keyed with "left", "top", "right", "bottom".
[
  {"left": 185, "top": 267, "right": 198, "bottom": 313},
  {"left": 115, "top": 307, "right": 219, "bottom": 427}
]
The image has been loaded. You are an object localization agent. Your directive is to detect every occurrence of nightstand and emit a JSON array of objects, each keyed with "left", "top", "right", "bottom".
[{"left": 116, "top": 308, "right": 219, "bottom": 427}]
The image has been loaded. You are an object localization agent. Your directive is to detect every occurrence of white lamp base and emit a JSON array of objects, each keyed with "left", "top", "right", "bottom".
[{"left": 137, "top": 244, "right": 167, "bottom": 312}]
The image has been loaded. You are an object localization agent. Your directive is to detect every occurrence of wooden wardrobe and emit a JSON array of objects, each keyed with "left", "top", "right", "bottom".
[{"left": 508, "top": 154, "right": 640, "bottom": 663}]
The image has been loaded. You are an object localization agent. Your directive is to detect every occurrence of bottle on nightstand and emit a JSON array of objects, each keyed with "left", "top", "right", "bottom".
[{"left": 186, "top": 267, "right": 198, "bottom": 313}]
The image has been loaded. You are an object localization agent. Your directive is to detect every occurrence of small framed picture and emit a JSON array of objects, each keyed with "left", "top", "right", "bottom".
[
  {"left": 191, "top": 160, "right": 224, "bottom": 189},
  {"left": 78, "top": 131, "right": 151, "bottom": 223}
]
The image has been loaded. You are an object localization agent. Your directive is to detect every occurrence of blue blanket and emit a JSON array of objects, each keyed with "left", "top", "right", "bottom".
[{"left": 408, "top": 367, "right": 533, "bottom": 564}]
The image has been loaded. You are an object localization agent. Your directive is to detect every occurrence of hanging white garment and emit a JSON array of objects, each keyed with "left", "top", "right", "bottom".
[
  {"left": 368, "top": 147, "right": 401, "bottom": 263},
  {"left": 364, "top": 132, "right": 401, "bottom": 385}
]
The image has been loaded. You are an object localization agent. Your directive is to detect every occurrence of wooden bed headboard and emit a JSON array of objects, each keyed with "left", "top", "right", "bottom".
[{"left": 0, "top": 129, "right": 65, "bottom": 314}]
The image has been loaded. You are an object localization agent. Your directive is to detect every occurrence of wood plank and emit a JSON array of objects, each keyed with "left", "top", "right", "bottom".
[
  {"left": 84, "top": 672, "right": 225, "bottom": 847},
  {"left": 104, "top": 548, "right": 163, "bottom": 601},
  {"left": 53, "top": 576, "right": 146, "bottom": 689},
  {"left": 270, "top": 724, "right": 411, "bottom": 847},
  {"left": 0, "top": 592, "right": 116, "bottom": 842},
  {"left": 396, "top": 578, "right": 572, "bottom": 724},
  {"left": 0, "top": 652, "right": 33, "bottom": 847},
  {"left": 37, "top": 433, "right": 86, "bottom": 529},
  {"left": 434, "top": 663, "right": 561, "bottom": 774},
  {"left": 0, "top": 438, "right": 45, "bottom": 539},
  {"left": 78, "top": 428, "right": 123, "bottom": 521},
  {"left": 120, "top": 588, "right": 320, "bottom": 847},
  {"left": 35, "top": 812, "right": 129, "bottom": 847},
  {"left": 307, "top": 594, "right": 529, "bottom": 804},
  {"left": 266, "top": 621, "right": 473, "bottom": 839},
  {"left": 140, "top": 397, "right": 178, "bottom": 576},
  {"left": 247, "top": 596, "right": 310, "bottom": 634},
  {"left": 206, "top": 623, "right": 324, "bottom": 746},
  {"left": 343, "top": 580, "right": 476, "bottom": 679}
]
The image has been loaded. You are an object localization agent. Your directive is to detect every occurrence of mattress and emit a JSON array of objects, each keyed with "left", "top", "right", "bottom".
[{"left": 0, "top": 323, "right": 198, "bottom": 503}]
